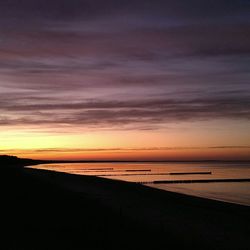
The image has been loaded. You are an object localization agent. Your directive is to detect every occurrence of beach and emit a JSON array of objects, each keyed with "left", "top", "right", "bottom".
[{"left": 1, "top": 161, "right": 249, "bottom": 250}]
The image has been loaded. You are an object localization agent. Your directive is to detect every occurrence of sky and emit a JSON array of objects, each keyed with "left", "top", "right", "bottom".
[{"left": 0, "top": 0, "right": 250, "bottom": 160}]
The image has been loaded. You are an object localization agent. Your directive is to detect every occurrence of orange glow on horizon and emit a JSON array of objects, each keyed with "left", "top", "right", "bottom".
[
  {"left": 1, "top": 120, "right": 250, "bottom": 161},
  {"left": 2, "top": 147, "right": 250, "bottom": 161}
]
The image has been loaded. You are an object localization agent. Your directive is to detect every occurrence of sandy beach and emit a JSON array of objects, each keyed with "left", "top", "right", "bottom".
[{"left": 1, "top": 160, "right": 249, "bottom": 250}]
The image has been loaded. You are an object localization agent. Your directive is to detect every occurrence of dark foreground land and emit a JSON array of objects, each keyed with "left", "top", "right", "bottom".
[{"left": 1, "top": 156, "right": 250, "bottom": 250}]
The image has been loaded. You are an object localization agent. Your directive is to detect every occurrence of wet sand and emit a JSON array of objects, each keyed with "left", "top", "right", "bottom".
[{"left": 2, "top": 165, "right": 250, "bottom": 250}]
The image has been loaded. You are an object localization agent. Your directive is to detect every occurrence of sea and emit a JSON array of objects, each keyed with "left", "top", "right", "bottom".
[{"left": 29, "top": 162, "right": 250, "bottom": 206}]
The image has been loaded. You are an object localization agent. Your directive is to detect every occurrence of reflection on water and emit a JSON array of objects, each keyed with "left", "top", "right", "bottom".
[
  {"left": 30, "top": 162, "right": 250, "bottom": 206},
  {"left": 147, "top": 182, "right": 250, "bottom": 206}
]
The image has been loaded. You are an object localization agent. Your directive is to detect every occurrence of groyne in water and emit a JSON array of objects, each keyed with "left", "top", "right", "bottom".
[{"left": 139, "top": 178, "right": 250, "bottom": 184}]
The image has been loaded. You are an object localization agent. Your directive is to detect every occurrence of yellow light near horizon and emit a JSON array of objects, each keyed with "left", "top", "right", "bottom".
[
  {"left": 3, "top": 147, "right": 250, "bottom": 161},
  {"left": 1, "top": 119, "right": 250, "bottom": 160},
  {"left": 0, "top": 128, "right": 186, "bottom": 151},
  {"left": 1, "top": 126, "right": 250, "bottom": 150}
]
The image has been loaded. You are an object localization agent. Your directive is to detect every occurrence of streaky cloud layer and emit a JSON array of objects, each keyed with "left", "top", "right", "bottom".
[{"left": 0, "top": 0, "right": 249, "bottom": 159}]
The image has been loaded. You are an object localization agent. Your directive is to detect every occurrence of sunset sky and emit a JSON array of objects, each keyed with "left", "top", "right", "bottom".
[{"left": 0, "top": 0, "right": 250, "bottom": 160}]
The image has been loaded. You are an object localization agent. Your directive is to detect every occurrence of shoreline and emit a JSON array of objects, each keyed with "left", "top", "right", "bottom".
[
  {"left": 25, "top": 167, "right": 250, "bottom": 210},
  {"left": 28, "top": 164, "right": 250, "bottom": 207},
  {"left": 2, "top": 163, "right": 250, "bottom": 249},
  {"left": 147, "top": 183, "right": 250, "bottom": 207},
  {"left": 25, "top": 167, "right": 250, "bottom": 226}
]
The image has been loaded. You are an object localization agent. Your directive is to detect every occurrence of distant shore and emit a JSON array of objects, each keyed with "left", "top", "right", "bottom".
[{"left": 30, "top": 159, "right": 250, "bottom": 163}]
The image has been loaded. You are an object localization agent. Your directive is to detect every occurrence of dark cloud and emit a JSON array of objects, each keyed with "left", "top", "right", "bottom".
[
  {"left": 1, "top": 94, "right": 249, "bottom": 128},
  {"left": 0, "top": 0, "right": 249, "bottom": 21},
  {"left": 0, "top": 0, "right": 249, "bottom": 131},
  {"left": 1, "top": 22, "right": 250, "bottom": 59}
]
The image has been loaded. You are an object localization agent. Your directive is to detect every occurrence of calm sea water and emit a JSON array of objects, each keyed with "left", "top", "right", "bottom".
[{"left": 30, "top": 162, "right": 250, "bottom": 206}]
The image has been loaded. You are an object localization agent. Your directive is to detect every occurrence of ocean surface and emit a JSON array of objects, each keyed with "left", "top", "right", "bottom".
[{"left": 30, "top": 162, "right": 250, "bottom": 206}]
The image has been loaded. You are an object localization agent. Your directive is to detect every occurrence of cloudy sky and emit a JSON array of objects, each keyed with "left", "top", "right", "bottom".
[{"left": 0, "top": 0, "right": 250, "bottom": 160}]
